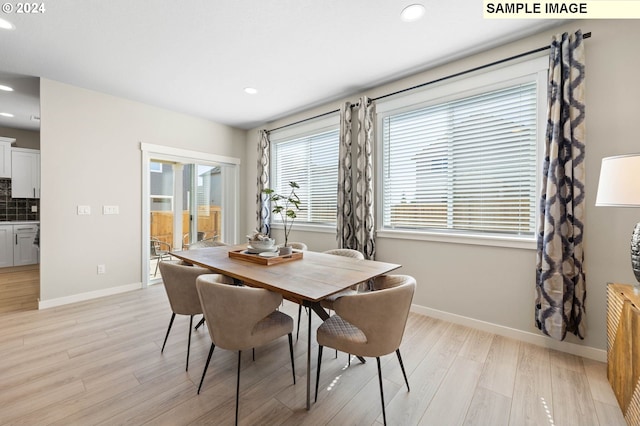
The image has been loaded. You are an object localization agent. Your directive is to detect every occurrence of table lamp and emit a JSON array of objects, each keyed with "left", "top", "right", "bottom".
[{"left": 595, "top": 154, "right": 640, "bottom": 286}]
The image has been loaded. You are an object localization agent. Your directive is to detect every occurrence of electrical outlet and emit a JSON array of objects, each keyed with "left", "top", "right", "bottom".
[
  {"left": 77, "top": 205, "right": 91, "bottom": 215},
  {"left": 97, "top": 264, "right": 106, "bottom": 274}
]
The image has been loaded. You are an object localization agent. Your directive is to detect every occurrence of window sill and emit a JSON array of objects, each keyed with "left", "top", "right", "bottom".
[{"left": 376, "top": 229, "right": 536, "bottom": 250}]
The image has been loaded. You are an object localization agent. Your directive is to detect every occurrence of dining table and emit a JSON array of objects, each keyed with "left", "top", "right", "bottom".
[{"left": 169, "top": 244, "right": 401, "bottom": 410}]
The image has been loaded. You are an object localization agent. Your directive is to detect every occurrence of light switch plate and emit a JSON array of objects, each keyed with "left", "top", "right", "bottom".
[
  {"left": 31, "top": 205, "right": 37, "bottom": 213},
  {"left": 77, "top": 205, "right": 91, "bottom": 215},
  {"left": 103, "top": 205, "right": 119, "bottom": 215}
]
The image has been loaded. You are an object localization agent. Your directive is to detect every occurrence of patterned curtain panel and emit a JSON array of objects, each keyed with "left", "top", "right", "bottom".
[
  {"left": 535, "top": 30, "right": 586, "bottom": 341},
  {"left": 355, "top": 96, "right": 376, "bottom": 260},
  {"left": 337, "top": 102, "right": 355, "bottom": 249},
  {"left": 256, "top": 130, "right": 271, "bottom": 236}
]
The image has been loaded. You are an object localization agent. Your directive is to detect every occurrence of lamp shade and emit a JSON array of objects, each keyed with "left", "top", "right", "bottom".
[{"left": 595, "top": 154, "right": 640, "bottom": 207}]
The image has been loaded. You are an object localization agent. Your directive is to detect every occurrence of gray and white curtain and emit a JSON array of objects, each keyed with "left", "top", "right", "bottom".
[
  {"left": 337, "top": 96, "right": 376, "bottom": 260},
  {"left": 256, "top": 130, "right": 271, "bottom": 236},
  {"left": 337, "top": 102, "right": 355, "bottom": 249},
  {"left": 355, "top": 96, "right": 376, "bottom": 260},
  {"left": 535, "top": 30, "right": 586, "bottom": 341}
]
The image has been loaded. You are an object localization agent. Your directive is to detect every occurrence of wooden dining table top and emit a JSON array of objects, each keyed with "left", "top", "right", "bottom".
[{"left": 169, "top": 245, "right": 401, "bottom": 303}]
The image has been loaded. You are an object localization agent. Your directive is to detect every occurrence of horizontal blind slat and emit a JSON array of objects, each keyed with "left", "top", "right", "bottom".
[{"left": 382, "top": 81, "right": 537, "bottom": 236}]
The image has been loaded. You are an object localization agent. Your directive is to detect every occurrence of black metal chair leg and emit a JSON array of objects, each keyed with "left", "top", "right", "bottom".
[
  {"left": 296, "top": 304, "right": 302, "bottom": 340},
  {"left": 288, "top": 333, "right": 296, "bottom": 384},
  {"left": 315, "top": 345, "right": 323, "bottom": 402},
  {"left": 235, "top": 350, "right": 242, "bottom": 426},
  {"left": 186, "top": 315, "right": 193, "bottom": 371},
  {"left": 197, "top": 343, "right": 215, "bottom": 394},
  {"left": 194, "top": 316, "right": 205, "bottom": 330},
  {"left": 252, "top": 348, "right": 255, "bottom": 362},
  {"left": 396, "top": 349, "right": 410, "bottom": 392},
  {"left": 376, "top": 357, "right": 387, "bottom": 426},
  {"left": 161, "top": 313, "right": 176, "bottom": 353}
]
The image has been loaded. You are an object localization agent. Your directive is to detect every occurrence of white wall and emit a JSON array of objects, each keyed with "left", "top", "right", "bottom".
[
  {"left": 245, "top": 19, "right": 640, "bottom": 354},
  {"left": 40, "top": 79, "right": 246, "bottom": 303}
]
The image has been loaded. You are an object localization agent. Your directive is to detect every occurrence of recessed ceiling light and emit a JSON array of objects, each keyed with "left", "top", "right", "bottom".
[
  {"left": 0, "top": 113, "right": 14, "bottom": 118},
  {"left": 244, "top": 87, "right": 258, "bottom": 95},
  {"left": 0, "top": 85, "right": 13, "bottom": 92},
  {"left": 0, "top": 18, "right": 14, "bottom": 30},
  {"left": 400, "top": 4, "right": 426, "bottom": 22}
]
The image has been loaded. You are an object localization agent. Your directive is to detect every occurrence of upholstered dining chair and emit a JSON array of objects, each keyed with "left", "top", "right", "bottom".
[
  {"left": 196, "top": 277, "right": 296, "bottom": 426},
  {"left": 296, "top": 248, "right": 364, "bottom": 340},
  {"left": 287, "top": 241, "right": 308, "bottom": 251},
  {"left": 158, "top": 260, "right": 233, "bottom": 371},
  {"left": 314, "top": 275, "right": 416, "bottom": 426}
]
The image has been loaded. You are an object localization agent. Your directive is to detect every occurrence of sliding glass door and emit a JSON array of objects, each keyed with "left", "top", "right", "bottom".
[{"left": 143, "top": 145, "right": 239, "bottom": 285}]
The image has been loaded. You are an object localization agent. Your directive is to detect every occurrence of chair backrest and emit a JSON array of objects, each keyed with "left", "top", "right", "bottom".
[
  {"left": 323, "top": 248, "right": 364, "bottom": 260},
  {"left": 151, "top": 238, "right": 169, "bottom": 256},
  {"left": 159, "top": 260, "right": 226, "bottom": 316},
  {"left": 188, "top": 239, "right": 229, "bottom": 249},
  {"left": 333, "top": 276, "right": 416, "bottom": 357},
  {"left": 371, "top": 274, "right": 412, "bottom": 291},
  {"left": 288, "top": 242, "right": 308, "bottom": 251},
  {"left": 196, "top": 279, "right": 283, "bottom": 351}
]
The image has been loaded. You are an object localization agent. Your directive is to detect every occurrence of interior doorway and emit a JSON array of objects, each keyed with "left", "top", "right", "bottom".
[{"left": 142, "top": 144, "right": 240, "bottom": 286}]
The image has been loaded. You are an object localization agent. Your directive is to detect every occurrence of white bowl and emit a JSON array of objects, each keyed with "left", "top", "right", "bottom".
[{"left": 248, "top": 238, "right": 275, "bottom": 249}]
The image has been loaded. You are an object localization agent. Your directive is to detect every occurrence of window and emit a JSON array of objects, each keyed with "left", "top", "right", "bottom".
[
  {"left": 270, "top": 116, "right": 340, "bottom": 226},
  {"left": 377, "top": 57, "right": 547, "bottom": 243}
]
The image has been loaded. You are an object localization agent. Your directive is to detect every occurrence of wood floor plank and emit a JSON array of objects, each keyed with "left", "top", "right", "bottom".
[
  {"left": 458, "top": 328, "right": 494, "bottom": 363},
  {"left": 417, "top": 355, "right": 484, "bottom": 425},
  {"left": 593, "top": 400, "right": 627, "bottom": 426},
  {"left": 477, "top": 335, "right": 520, "bottom": 397},
  {"left": 550, "top": 363, "right": 600, "bottom": 425},
  {"left": 583, "top": 357, "right": 621, "bottom": 407},
  {"left": 509, "top": 342, "right": 554, "bottom": 426},
  {"left": 463, "top": 387, "right": 512, "bottom": 426},
  {"left": 0, "top": 284, "right": 623, "bottom": 425},
  {"left": 383, "top": 323, "right": 470, "bottom": 425}
]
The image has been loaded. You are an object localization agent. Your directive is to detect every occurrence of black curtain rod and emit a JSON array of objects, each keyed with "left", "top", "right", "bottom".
[
  {"left": 267, "top": 108, "right": 340, "bottom": 133},
  {"left": 267, "top": 31, "right": 591, "bottom": 133},
  {"left": 374, "top": 31, "right": 591, "bottom": 102}
]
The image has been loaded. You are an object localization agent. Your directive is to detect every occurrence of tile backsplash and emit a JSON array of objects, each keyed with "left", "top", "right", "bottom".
[{"left": 0, "top": 178, "right": 40, "bottom": 221}]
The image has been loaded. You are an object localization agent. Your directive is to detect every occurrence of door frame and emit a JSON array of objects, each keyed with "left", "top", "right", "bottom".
[{"left": 140, "top": 143, "right": 240, "bottom": 287}]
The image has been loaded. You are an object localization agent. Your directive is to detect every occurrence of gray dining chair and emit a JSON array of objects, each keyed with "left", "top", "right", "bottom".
[
  {"left": 296, "top": 248, "right": 364, "bottom": 340},
  {"left": 196, "top": 277, "right": 296, "bottom": 426},
  {"left": 315, "top": 275, "right": 416, "bottom": 425},
  {"left": 158, "top": 260, "right": 233, "bottom": 371},
  {"left": 288, "top": 241, "right": 308, "bottom": 251}
]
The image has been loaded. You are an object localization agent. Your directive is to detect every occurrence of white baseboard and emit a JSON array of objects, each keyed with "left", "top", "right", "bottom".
[
  {"left": 411, "top": 304, "right": 606, "bottom": 362},
  {"left": 38, "top": 282, "right": 142, "bottom": 309}
]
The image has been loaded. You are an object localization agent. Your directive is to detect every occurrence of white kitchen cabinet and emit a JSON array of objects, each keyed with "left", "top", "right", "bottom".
[
  {"left": 0, "top": 138, "right": 15, "bottom": 178},
  {"left": 11, "top": 148, "right": 40, "bottom": 198},
  {"left": 0, "top": 225, "right": 14, "bottom": 267},
  {"left": 13, "top": 224, "right": 38, "bottom": 266}
]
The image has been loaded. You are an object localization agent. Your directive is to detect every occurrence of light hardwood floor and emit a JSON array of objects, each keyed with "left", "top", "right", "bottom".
[
  {"left": 0, "top": 284, "right": 626, "bottom": 425},
  {"left": 0, "top": 264, "right": 39, "bottom": 313}
]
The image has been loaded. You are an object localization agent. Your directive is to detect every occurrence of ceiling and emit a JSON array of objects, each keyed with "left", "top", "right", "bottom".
[{"left": 0, "top": 1, "right": 565, "bottom": 132}]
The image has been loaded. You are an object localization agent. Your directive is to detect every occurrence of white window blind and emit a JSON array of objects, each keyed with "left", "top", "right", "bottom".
[
  {"left": 272, "top": 128, "right": 339, "bottom": 225},
  {"left": 381, "top": 81, "right": 537, "bottom": 236}
]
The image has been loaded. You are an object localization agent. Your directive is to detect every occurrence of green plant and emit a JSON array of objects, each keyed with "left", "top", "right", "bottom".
[{"left": 262, "top": 181, "right": 301, "bottom": 247}]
